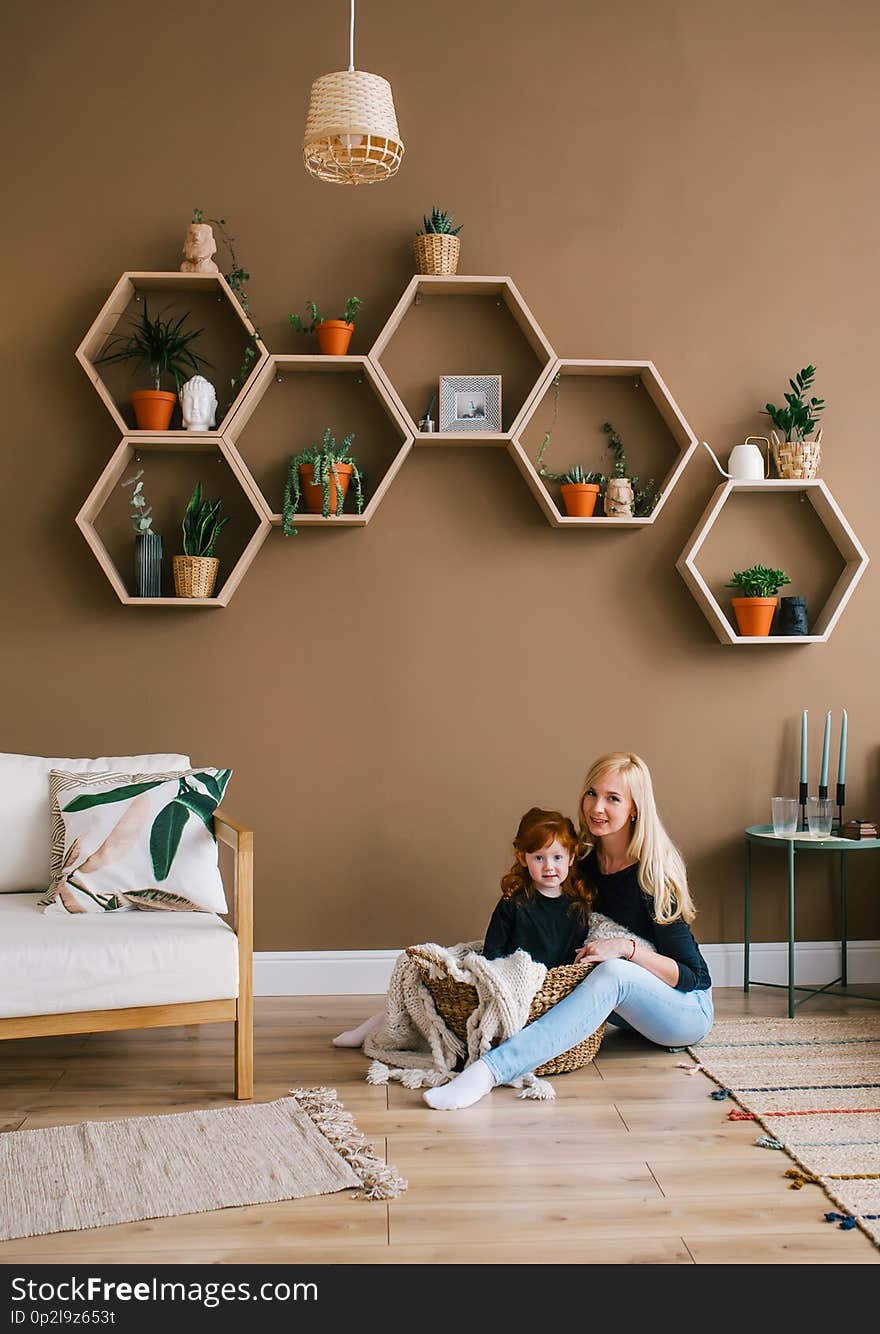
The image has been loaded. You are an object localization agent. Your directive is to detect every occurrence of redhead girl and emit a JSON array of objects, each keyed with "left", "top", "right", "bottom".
[
  {"left": 482, "top": 806, "right": 592, "bottom": 968},
  {"left": 424, "top": 752, "right": 714, "bottom": 1109},
  {"left": 332, "top": 806, "right": 592, "bottom": 1049}
]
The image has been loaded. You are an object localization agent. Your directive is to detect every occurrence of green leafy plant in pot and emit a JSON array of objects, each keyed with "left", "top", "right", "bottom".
[
  {"left": 534, "top": 373, "right": 605, "bottom": 516},
  {"left": 763, "top": 364, "right": 825, "bottom": 479},
  {"left": 725, "top": 564, "right": 791, "bottom": 637},
  {"left": 121, "top": 468, "right": 162, "bottom": 597},
  {"left": 173, "top": 482, "right": 230, "bottom": 598},
  {"left": 413, "top": 208, "right": 463, "bottom": 275},
  {"left": 282, "top": 427, "right": 364, "bottom": 535},
  {"left": 94, "top": 299, "right": 210, "bottom": 431},
  {"left": 288, "top": 297, "right": 362, "bottom": 356}
]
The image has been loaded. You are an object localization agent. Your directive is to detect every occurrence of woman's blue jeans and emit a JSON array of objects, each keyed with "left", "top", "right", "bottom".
[{"left": 481, "top": 958, "right": 714, "bottom": 1086}]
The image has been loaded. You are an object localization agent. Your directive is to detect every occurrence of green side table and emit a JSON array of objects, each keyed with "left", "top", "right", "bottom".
[{"left": 744, "top": 824, "right": 880, "bottom": 1017}]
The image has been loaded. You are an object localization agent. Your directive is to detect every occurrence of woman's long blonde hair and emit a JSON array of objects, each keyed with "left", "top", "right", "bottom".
[{"left": 576, "top": 752, "right": 695, "bottom": 924}]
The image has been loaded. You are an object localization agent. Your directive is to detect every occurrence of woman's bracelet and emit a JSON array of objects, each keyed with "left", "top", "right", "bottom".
[{"left": 626, "top": 937, "right": 637, "bottom": 960}]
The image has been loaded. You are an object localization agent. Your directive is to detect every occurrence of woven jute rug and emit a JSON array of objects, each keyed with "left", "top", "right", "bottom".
[
  {"left": 0, "top": 1087, "right": 405, "bottom": 1242},
  {"left": 688, "top": 1016, "right": 880, "bottom": 1248}
]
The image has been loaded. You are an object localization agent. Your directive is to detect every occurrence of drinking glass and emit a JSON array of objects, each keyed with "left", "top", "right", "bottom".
[
  {"left": 770, "top": 796, "right": 799, "bottom": 836},
  {"left": 807, "top": 796, "right": 834, "bottom": 838}
]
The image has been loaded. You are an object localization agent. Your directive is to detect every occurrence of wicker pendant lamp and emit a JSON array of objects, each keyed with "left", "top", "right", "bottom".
[{"left": 303, "top": 0, "right": 404, "bottom": 185}]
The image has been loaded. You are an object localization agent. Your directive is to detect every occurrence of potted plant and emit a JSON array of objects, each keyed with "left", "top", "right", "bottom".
[
  {"left": 537, "top": 461, "right": 605, "bottom": 517},
  {"left": 763, "top": 364, "right": 825, "bottom": 479},
  {"left": 413, "top": 208, "right": 462, "bottom": 275},
  {"left": 725, "top": 564, "right": 791, "bottom": 637},
  {"left": 121, "top": 468, "right": 162, "bottom": 597},
  {"left": 172, "top": 481, "right": 230, "bottom": 599},
  {"left": 288, "top": 297, "right": 362, "bottom": 356},
  {"left": 94, "top": 300, "right": 210, "bottom": 431},
  {"left": 282, "top": 427, "right": 364, "bottom": 535},
  {"left": 602, "top": 422, "right": 661, "bottom": 518}
]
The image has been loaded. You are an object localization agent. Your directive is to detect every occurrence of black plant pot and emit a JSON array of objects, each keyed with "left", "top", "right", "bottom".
[
  {"left": 135, "top": 532, "right": 163, "bottom": 598},
  {"left": 778, "top": 595, "right": 809, "bottom": 635}
]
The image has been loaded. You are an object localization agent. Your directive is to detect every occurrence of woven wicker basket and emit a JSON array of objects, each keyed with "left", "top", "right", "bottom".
[
  {"left": 173, "top": 555, "right": 219, "bottom": 599},
  {"left": 406, "top": 947, "right": 604, "bottom": 1076},
  {"left": 771, "top": 430, "right": 822, "bottom": 479},
  {"left": 413, "top": 233, "right": 460, "bottom": 275},
  {"left": 303, "top": 70, "right": 404, "bottom": 185}
]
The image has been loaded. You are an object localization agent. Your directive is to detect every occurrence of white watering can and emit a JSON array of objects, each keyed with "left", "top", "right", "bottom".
[{"left": 702, "top": 435, "right": 769, "bottom": 481}]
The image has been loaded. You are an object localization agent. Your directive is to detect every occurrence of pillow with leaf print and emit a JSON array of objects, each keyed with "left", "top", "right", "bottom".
[{"left": 44, "top": 769, "right": 233, "bottom": 915}]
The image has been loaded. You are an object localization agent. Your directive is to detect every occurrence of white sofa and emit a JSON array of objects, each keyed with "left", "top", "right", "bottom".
[{"left": 0, "top": 753, "right": 253, "bottom": 1099}]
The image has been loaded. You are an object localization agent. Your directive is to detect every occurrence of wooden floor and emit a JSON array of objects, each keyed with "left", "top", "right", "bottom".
[{"left": 1, "top": 988, "right": 879, "bottom": 1265}]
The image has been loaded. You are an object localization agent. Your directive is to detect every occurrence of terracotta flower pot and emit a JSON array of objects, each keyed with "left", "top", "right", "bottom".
[
  {"left": 731, "top": 596, "right": 777, "bottom": 637},
  {"left": 560, "top": 482, "right": 600, "bottom": 517},
  {"left": 299, "top": 462, "right": 352, "bottom": 515},
  {"left": 173, "top": 555, "right": 219, "bottom": 599},
  {"left": 131, "top": 390, "right": 177, "bottom": 431},
  {"left": 315, "top": 321, "right": 354, "bottom": 356}
]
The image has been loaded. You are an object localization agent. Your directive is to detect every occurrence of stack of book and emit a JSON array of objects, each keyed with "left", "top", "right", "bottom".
[{"left": 839, "top": 819, "right": 878, "bottom": 840}]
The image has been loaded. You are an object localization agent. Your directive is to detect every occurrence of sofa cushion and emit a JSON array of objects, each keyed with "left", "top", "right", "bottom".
[
  {"left": 44, "top": 769, "right": 232, "bottom": 914},
  {"left": 0, "top": 893, "right": 238, "bottom": 1018},
  {"left": 48, "top": 767, "right": 188, "bottom": 887},
  {"left": 0, "top": 752, "right": 190, "bottom": 893}
]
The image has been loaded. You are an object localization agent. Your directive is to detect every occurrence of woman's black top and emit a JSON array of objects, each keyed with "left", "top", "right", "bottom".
[
  {"left": 580, "top": 850, "right": 711, "bottom": 993},
  {"left": 482, "top": 891, "right": 587, "bottom": 969}
]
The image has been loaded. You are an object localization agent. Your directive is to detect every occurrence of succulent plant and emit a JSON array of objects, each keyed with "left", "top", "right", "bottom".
[
  {"left": 289, "top": 296, "right": 362, "bottom": 333},
  {"left": 559, "top": 465, "right": 605, "bottom": 486},
  {"left": 418, "top": 208, "right": 462, "bottom": 236},
  {"left": 726, "top": 564, "right": 791, "bottom": 598},
  {"left": 282, "top": 427, "right": 364, "bottom": 535},
  {"left": 180, "top": 482, "right": 230, "bottom": 558}
]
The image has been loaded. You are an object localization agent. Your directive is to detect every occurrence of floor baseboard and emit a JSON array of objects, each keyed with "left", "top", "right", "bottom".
[{"left": 253, "top": 941, "right": 880, "bottom": 995}]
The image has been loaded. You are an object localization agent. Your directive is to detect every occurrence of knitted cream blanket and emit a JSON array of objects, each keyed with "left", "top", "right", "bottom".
[{"left": 363, "top": 941, "right": 555, "bottom": 1099}]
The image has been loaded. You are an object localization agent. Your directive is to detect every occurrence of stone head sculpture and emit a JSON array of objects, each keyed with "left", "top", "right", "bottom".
[
  {"left": 179, "top": 375, "right": 218, "bottom": 431},
  {"left": 604, "top": 476, "right": 635, "bottom": 518},
  {"left": 180, "top": 222, "right": 220, "bottom": 274}
]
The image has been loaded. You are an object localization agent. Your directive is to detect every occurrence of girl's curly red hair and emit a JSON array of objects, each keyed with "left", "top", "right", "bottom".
[{"left": 500, "top": 807, "right": 593, "bottom": 920}]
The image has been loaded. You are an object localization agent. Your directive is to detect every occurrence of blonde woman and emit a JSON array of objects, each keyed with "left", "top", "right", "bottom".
[{"left": 424, "top": 753, "right": 713, "bottom": 1110}]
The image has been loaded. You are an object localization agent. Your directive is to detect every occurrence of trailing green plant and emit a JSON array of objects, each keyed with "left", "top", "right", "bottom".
[
  {"left": 417, "top": 207, "right": 462, "bottom": 236},
  {"left": 180, "top": 481, "right": 230, "bottom": 558},
  {"left": 95, "top": 299, "right": 209, "bottom": 391},
  {"left": 601, "top": 421, "right": 661, "bottom": 516},
  {"left": 121, "top": 469, "right": 155, "bottom": 534},
  {"left": 288, "top": 297, "right": 362, "bottom": 334},
  {"left": 192, "top": 207, "right": 262, "bottom": 401},
  {"left": 763, "top": 364, "right": 825, "bottom": 442},
  {"left": 725, "top": 564, "right": 791, "bottom": 598},
  {"left": 282, "top": 427, "right": 364, "bottom": 535}
]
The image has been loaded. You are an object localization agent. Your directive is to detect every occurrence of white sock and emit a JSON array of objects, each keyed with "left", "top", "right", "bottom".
[
  {"left": 423, "top": 1059, "right": 496, "bottom": 1110},
  {"left": 331, "top": 1011, "right": 383, "bottom": 1048}
]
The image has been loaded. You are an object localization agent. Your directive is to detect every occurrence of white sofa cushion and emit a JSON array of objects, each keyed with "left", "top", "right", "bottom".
[
  {"left": 0, "top": 752, "right": 190, "bottom": 893},
  {"left": 0, "top": 893, "right": 238, "bottom": 1018},
  {"left": 45, "top": 770, "right": 232, "bottom": 915}
]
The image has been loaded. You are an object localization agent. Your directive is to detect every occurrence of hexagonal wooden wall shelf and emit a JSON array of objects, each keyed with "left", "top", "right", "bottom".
[
  {"left": 76, "top": 273, "right": 268, "bottom": 436},
  {"left": 509, "top": 359, "right": 699, "bottom": 528},
  {"left": 224, "top": 355, "right": 413, "bottom": 526},
  {"left": 369, "top": 276, "right": 556, "bottom": 444},
  {"left": 676, "top": 479, "right": 869, "bottom": 644},
  {"left": 76, "top": 435, "right": 272, "bottom": 607}
]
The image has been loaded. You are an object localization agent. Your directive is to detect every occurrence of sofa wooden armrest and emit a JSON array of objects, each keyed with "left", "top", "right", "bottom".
[{"left": 0, "top": 812, "right": 254, "bottom": 1100}]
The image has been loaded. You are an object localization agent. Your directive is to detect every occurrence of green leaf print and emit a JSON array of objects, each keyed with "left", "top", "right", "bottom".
[
  {"left": 150, "top": 800, "right": 189, "bottom": 880},
  {"left": 63, "top": 780, "right": 165, "bottom": 812}
]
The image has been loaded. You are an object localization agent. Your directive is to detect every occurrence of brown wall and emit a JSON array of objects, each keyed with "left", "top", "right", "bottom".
[{"left": 2, "top": 0, "right": 879, "bottom": 951}]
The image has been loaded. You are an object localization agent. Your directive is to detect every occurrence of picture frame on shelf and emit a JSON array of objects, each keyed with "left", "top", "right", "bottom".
[{"left": 439, "top": 374, "right": 501, "bottom": 432}]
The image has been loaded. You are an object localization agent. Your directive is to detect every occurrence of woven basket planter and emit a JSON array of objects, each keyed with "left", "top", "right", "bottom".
[
  {"left": 173, "top": 555, "right": 219, "bottom": 599},
  {"left": 771, "top": 433, "right": 822, "bottom": 479},
  {"left": 406, "top": 948, "right": 604, "bottom": 1076},
  {"left": 413, "top": 233, "right": 460, "bottom": 275}
]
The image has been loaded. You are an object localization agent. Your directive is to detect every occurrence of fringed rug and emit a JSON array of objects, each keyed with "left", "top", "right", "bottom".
[
  {"left": 0, "top": 1087, "right": 405, "bottom": 1242},
  {"left": 688, "top": 1016, "right": 880, "bottom": 1248}
]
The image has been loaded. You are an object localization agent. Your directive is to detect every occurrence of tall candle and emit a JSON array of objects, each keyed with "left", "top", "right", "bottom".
[
  {"left": 820, "top": 710, "right": 831, "bottom": 788},
  {"left": 838, "top": 709, "right": 847, "bottom": 785},
  {"left": 800, "top": 710, "right": 808, "bottom": 784}
]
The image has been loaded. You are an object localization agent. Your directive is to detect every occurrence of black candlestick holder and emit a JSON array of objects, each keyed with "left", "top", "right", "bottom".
[
  {"left": 835, "top": 781, "right": 846, "bottom": 835},
  {"left": 799, "top": 780, "right": 808, "bottom": 832}
]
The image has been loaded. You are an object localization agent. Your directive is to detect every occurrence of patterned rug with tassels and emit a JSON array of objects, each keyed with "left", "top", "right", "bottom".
[{"left": 688, "top": 1015, "right": 880, "bottom": 1249}]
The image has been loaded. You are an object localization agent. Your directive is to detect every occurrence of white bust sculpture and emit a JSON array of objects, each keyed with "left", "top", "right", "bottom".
[
  {"left": 180, "top": 221, "right": 220, "bottom": 274},
  {"left": 179, "top": 375, "right": 218, "bottom": 431}
]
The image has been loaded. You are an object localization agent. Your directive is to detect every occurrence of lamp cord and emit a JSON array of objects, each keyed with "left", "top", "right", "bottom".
[{"left": 348, "top": 0, "right": 355, "bottom": 71}]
